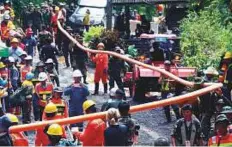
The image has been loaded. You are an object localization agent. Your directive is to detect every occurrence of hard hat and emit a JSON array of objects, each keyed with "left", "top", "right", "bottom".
[
  {"left": 11, "top": 38, "right": 19, "bottom": 43},
  {"left": 182, "top": 104, "right": 192, "bottom": 111},
  {"left": 0, "top": 62, "right": 6, "bottom": 68},
  {"left": 0, "top": 6, "right": 4, "bottom": 11},
  {"left": 72, "top": 70, "right": 83, "bottom": 77},
  {"left": 36, "top": 61, "right": 45, "bottom": 67},
  {"left": 164, "top": 60, "right": 171, "bottom": 65},
  {"left": 115, "top": 89, "right": 125, "bottom": 98},
  {"left": 203, "top": 67, "right": 219, "bottom": 75},
  {"left": 216, "top": 114, "right": 229, "bottom": 125},
  {"left": 19, "top": 51, "right": 27, "bottom": 57},
  {"left": 83, "top": 100, "right": 96, "bottom": 111},
  {"left": 97, "top": 43, "right": 105, "bottom": 49},
  {"left": 8, "top": 56, "right": 15, "bottom": 63},
  {"left": 6, "top": 113, "right": 19, "bottom": 123},
  {"left": 26, "top": 72, "right": 34, "bottom": 80},
  {"left": 109, "top": 88, "right": 117, "bottom": 97},
  {"left": 221, "top": 106, "right": 232, "bottom": 114},
  {"left": 4, "top": 14, "right": 10, "bottom": 20},
  {"left": 216, "top": 99, "right": 225, "bottom": 105},
  {"left": 45, "top": 58, "right": 53, "bottom": 64},
  {"left": 38, "top": 72, "right": 48, "bottom": 81},
  {"left": 44, "top": 102, "right": 58, "bottom": 113},
  {"left": 25, "top": 55, "right": 33, "bottom": 60},
  {"left": 154, "top": 137, "right": 170, "bottom": 146},
  {"left": 54, "top": 87, "right": 63, "bottom": 93},
  {"left": 55, "top": 6, "right": 59, "bottom": 11},
  {"left": 224, "top": 51, "right": 232, "bottom": 59},
  {"left": 47, "top": 124, "right": 63, "bottom": 136}
]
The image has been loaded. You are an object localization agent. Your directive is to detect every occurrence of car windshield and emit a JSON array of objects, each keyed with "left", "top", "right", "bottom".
[
  {"left": 78, "top": 0, "right": 107, "bottom": 7},
  {"left": 77, "top": 7, "right": 105, "bottom": 16}
]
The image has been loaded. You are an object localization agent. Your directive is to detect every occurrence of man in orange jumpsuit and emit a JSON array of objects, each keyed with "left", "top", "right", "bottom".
[
  {"left": 20, "top": 55, "right": 33, "bottom": 83},
  {"left": 35, "top": 72, "right": 54, "bottom": 121},
  {"left": 74, "top": 100, "right": 106, "bottom": 146},
  {"left": 91, "top": 43, "right": 109, "bottom": 95},
  {"left": 43, "top": 87, "right": 68, "bottom": 119},
  {"left": 35, "top": 103, "right": 66, "bottom": 146}
]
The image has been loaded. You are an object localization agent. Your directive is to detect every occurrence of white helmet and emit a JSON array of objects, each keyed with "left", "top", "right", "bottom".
[
  {"left": 72, "top": 70, "right": 83, "bottom": 77},
  {"left": 4, "top": 14, "right": 10, "bottom": 20},
  {"left": 38, "top": 72, "right": 48, "bottom": 81},
  {"left": 45, "top": 58, "right": 53, "bottom": 64},
  {"left": 8, "top": 56, "right": 15, "bottom": 63},
  {"left": 0, "top": 6, "right": 4, "bottom": 11},
  {"left": 25, "top": 55, "right": 33, "bottom": 60},
  {"left": 110, "top": 88, "right": 117, "bottom": 97}
]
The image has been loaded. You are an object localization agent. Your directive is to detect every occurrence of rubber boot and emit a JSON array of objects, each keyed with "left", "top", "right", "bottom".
[
  {"left": 164, "top": 106, "right": 171, "bottom": 123},
  {"left": 104, "top": 83, "right": 108, "bottom": 94},
  {"left": 92, "top": 83, "right": 99, "bottom": 95}
]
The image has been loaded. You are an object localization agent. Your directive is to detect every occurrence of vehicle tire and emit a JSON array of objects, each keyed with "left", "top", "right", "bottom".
[{"left": 133, "top": 79, "right": 146, "bottom": 102}]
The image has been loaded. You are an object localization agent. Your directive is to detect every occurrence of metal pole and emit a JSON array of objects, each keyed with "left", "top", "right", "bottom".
[{"left": 106, "top": 0, "right": 113, "bottom": 30}]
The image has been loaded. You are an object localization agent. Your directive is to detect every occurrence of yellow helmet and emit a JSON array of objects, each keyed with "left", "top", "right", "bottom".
[
  {"left": 224, "top": 51, "right": 232, "bottom": 59},
  {"left": 83, "top": 100, "right": 96, "bottom": 111},
  {"left": 6, "top": 113, "right": 19, "bottom": 123},
  {"left": 55, "top": 6, "right": 60, "bottom": 11},
  {"left": 47, "top": 124, "right": 63, "bottom": 136},
  {"left": 44, "top": 102, "right": 58, "bottom": 113},
  {"left": 0, "top": 62, "right": 5, "bottom": 68},
  {"left": 11, "top": 38, "right": 19, "bottom": 43}
]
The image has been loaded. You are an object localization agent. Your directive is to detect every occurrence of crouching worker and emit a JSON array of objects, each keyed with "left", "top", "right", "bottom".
[
  {"left": 0, "top": 113, "right": 28, "bottom": 146},
  {"left": 45, "top": 124, "right": 77, "bottom": 146}
]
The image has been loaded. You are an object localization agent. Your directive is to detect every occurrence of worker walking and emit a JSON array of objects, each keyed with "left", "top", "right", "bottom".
[
  {"left": 45, "top": 58, "right": 60, "bottom": 86},
  {"left": 7, "top": 56, "right": 19, "bottom": 90},
  {"left": 73, "top": 100, "right": 106, "bottom": 146},
  {"left": 91, "top": 43, "right": 109, "bottom": 95},
  {"left": 20, "top": 55, "right": 33, "bottom": 83},
  {"left": 64, "top": 70, "right": 89, "bottom": 129},
  {"left": 49, "top": 87, "right": 68, "bottom": 119},
  {"left": 35, "top": 72, "right": 54, "bottom": 121},
  {"left": 172, "top": 104, "right": 203, "bottom": 146}
]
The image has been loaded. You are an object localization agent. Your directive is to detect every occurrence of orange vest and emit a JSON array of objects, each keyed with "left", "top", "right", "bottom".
[
  {"left": 20, "top": 65, "right": 33, "bottom": 82},
  {"left": 208, "top": 134, "right": 232, "bottom": 146},
  {"left": 35, "top": 82, "right": 53, "bottom": 107},
  {"left": 10, "top": 132, "right": 29, "bottom": 146},
  {"left": 0, "top": 69, "right": 9, "bottom": 79},
  {"left": 50, "top": 98, "right": 68, "bottom": 118}
]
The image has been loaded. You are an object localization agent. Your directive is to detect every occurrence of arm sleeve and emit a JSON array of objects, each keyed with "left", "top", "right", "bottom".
[
  {"left": 77, "top": 122, "right": 97, "bottom": 142},
  {"left": 64, "top": 87, "right": 72, "bottom": 96}
]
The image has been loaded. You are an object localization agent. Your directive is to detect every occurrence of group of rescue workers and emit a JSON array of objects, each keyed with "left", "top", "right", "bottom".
[{"left": 0, "top": 0, "right": 232, "bottom": 146}]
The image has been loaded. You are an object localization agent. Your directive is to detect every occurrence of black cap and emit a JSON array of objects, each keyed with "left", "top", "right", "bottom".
[
  {"left": 216, "top": 114, "right": 229, "bottom": 125},
  {"left": 53, "top": 87, "right": 63, "bottom": 93},
  {"left": 182, "top": 104, "right": 192, "bottom": 111},
  {"left": 118, "top": 101, "right": 130, "bottom": 112},
  {"left": 36, "top": 61, "right": 45, "bottom": 67},
  {"left": 116, "top": 89, "right": 125, "bottom": 98},
  {"left": 154, "top": 137, "right": 170, "bottom": 146}
]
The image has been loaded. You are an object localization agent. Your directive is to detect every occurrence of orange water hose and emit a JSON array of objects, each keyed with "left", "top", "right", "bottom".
[{"left": 9, "top": 21, "right": 223, "bottom": 133}]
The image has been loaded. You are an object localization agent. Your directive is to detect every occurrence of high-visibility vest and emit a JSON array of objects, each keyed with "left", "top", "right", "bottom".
[
  {"left": 20, "top": 65, "right": 33, "bottom": 82},
  {"left": 10, "top": 132, "right": 28, "bottom": 146},
  {"left": 35, "top": 83, "right": 53, "bottom": 107},
  {"left": 208, "top": 134, "right": 232, "bottom": 146},
  {"left": 51, "top": 99, "right": 67, "bottom": 118}
]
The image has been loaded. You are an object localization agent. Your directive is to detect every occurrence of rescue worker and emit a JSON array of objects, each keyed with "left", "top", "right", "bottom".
[
  {"left": 31, "top": 6, "right": 43, "bottom": 33},
  {"left": 4, "top": 1, "right": 15, "bottom": 19},
  {"left": 74, "top": 100, "right": 106, "bottom": 146},
  {"left": 40, "top": 38, "right": 59, "bottom": 72},
  {"left": 172, "top": 104, "right": 203, "bottom": 146},
  {"left": 62, "top": 26, "right": 72, "bottom": 68},
  {"left": 20, "top": 55, "right": 33, "bottom": 83},
  {"left": 46, "top": 123, "right": 76, "bottom": 146},
  {"left": 118, "top": 101, "right": 139, "bottom": 146},
  {"left": 159, "top": 60, "right": 180, "bottom": 122},
  {"left": 0, "top": 113, "right": 28, "bottom": 146},
  {"left": 51, "top": 6, "right": 59, "bottom": 39},
  {"left": 83, "top": 9, "right": 90, "bottom": 32},
  {"left": 203, "top": 66, "right": 219, "bottom": 82},
  {"left": 64, "top": 70, "right": 89, "bottom": 129},
  {"left": 104, "top": 108, "right": 128, "bottom": 146},
  {"left": 35, "top": 72, "right": 54, "bottom": 121},
  {"left": 33, "top": 61, "right": 46, "bottom": 79},
  {"left": 221, "top": 106, "right": 232, "bottom": 123},
  {"left": 0, "top": 86, "right": 8, "bottom": 116},
  {"left": 45, "top": 58, "right": 60, "bottom": 86},
  {"left": 49, "top": 87, "right": 68, "bottom": 119},
  {"left": 35, "top": 103, "right": 66, "bottom": 146},
  {"left": 22, "top": 28, "right": 37, "bottom": 56},
  {"left": 1, "top": 14, "right": 14, "bottom": 42},
  {"left": 7, "top": 56, "right": 19, "bottom": 90},
  {"left": 208, "top": 114, "right": 232, "bottom": 146},
  {"left": 108, "top": 47, "right": 126, "bottom": 91},
  {"left": 101, "top": 88, "right": 125, "bottom": 111},
  {"left": 38, "top": 25, "right": 52, "bottom": 53},
  {"left": 91, "top": 43, "right": 109, "bottom": 95},
  {"left": 9, "top": 38, "right": 24, "bottom": 62},
  {"left": 71, "top": 36, "right": 88, "bottom": 84},
  {"left": 21, "top": 72, "right": 34, "bottom": 124}
]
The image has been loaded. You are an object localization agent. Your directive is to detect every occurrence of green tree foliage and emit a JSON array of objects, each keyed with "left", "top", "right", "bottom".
[
  {"left": 84, "top": 26, "right": 104, "bottom": 42},
  {"left": 180, "top": 0, "right": 232, "bottom": 69}
]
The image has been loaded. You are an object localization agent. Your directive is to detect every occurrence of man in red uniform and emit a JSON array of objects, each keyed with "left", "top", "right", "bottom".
[
  {"left": 20, "top": 55, "right": 33, "bottom": 83},
  {"left": 45, "top": 87, "right": 68, "bottom": 119},
  {"left": 74, "top": 100, "right": 106, "bottom": 146},
  {"left": 35, "top": 72, "right": 53, "bottom": 121},
  {"left": 35, "top": 103, "right": 66, "bottom": 146},
  {"left": 91, "top": 43, "right": 109, "bottom": 95}
]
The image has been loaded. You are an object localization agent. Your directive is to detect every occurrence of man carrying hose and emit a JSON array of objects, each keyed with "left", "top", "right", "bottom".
[
  {"left": 91, "top": 43, "right": 109, "bottom": 95},
  {"left": 159, "top": 60, "right": 180, "bottom": 122}
]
